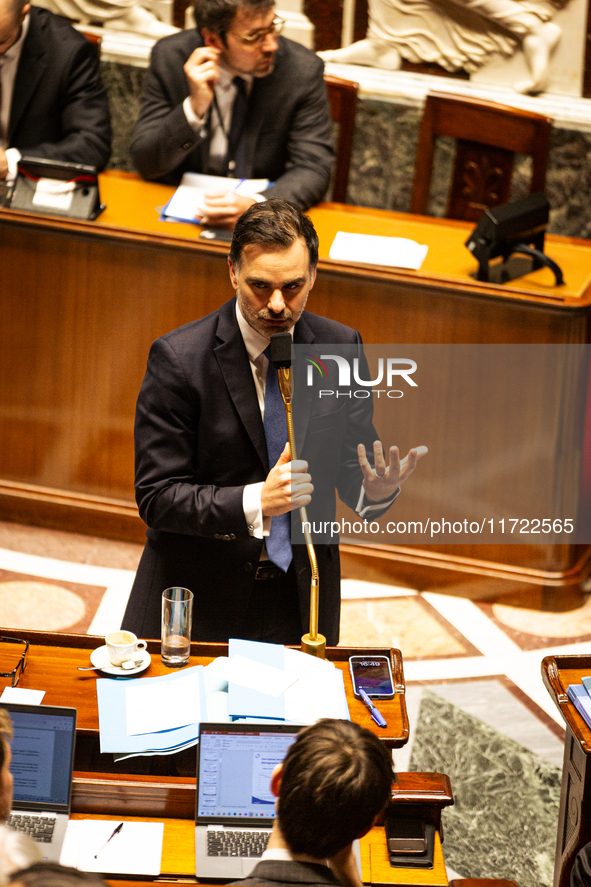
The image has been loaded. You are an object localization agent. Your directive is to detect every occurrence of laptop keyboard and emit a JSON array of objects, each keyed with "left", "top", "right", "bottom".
[
  {"left": 7, "top": 813, "right": 56, "bottom": 843},
  {"left": 207, "top": 829, "right": 270, "bottom": 857}
]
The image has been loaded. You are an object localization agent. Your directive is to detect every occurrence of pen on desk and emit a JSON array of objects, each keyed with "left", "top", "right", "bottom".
[
  {"left": 359, "top": 688, "right": 387, "bottom": 728},
  {"left": 94, "top": 822, "right": 124, "bottom": 858}
]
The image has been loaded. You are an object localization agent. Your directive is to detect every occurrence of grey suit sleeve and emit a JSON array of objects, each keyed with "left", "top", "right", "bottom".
[
  {"left": 18, "top": 40, "right": 111, "bottom": 170},
  {"left": 262, "top": 55, "right": 334, "bottom": 209},
  {"left": 134, "top": 338, "right": 249, "bottom": 539},
  {"left": 131, "top": 44, "right": 203, "bottom": 181}
]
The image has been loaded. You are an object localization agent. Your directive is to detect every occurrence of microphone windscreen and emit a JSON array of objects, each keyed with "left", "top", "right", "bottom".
[{"left": 270, "top": 332, "right": 291, "bottom": 368}]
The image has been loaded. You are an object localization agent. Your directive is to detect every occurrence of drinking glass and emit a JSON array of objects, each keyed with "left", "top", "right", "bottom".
[{"left": 161, "top": 587, "right": 193, "bottom": 667}]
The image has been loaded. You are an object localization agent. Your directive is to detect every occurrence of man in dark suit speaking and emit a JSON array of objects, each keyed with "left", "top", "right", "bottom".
[
  {"left": 0, "top": 0, "right": 111, "bottom": 182},
  {"left": 130, "top": 0, "right": 334, "bottom": 228},
  {"left": 122, "top": 200, "right": 426, "bottom": 645}
]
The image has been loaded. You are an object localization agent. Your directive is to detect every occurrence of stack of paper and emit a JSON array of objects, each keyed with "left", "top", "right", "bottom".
[
  {"left": 61, "top": 820, "right": 164, "bottom": 876},
  {"left": 329, "top": 231, "right": 428, "bottom": 270},
  {"left": 161, "top": 172, "right": 270, "bottom": 224},
  {"left": 227, "top": 638, "right": 349, "bottom": 723},
  {"left": 568, "top": 681, "right": 591, "bottom": 727},
  {"left": 97, "top": 665, "right": 207, "bottom": 760}
]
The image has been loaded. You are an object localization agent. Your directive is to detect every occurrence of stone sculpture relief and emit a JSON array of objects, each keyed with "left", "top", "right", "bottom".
[
  {"left": 319, "top": 0, "right": 566, "bottom": 93},
  {"left": 33, "top": 0, "right": 178, "bottom": 37}
]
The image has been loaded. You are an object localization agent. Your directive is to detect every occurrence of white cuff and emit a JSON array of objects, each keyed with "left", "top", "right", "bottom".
[
  {"left": 183, "top": 96, "right": 207, "bottom": 135},
  {"left": 5, "top": 148, "right": 21, "bottom": 183},
  {"left": 243, "top": 482, "right": 271, "bottom": 539},
  {"left": 355, "top": 484, "right": 400, "bottom": 516}
]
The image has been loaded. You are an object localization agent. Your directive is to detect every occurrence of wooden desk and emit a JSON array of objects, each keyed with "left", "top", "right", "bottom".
[
  {"left": 542, "top": 654, "right": 591, "bottom": 887},
  {"left": 1, "top": 171, "right": 590, "bottom": 602},
  {"left": 0, "top": 630, "right": 449, "bottom": 885},
  {"left": 0, "top": 629, "right": 408, "bottom": 750}
]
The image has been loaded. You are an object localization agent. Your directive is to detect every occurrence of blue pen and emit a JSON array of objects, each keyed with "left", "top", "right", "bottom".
[
  {"left": 359, "top": 688, "right": 387, "bottom": 728},
  {"left": 234, "top": 178, "right": 246, "bottom": 191}
]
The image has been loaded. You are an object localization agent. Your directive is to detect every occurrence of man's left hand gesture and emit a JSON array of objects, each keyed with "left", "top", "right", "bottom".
[{"left": 358, "top": 441, "right": 428, "bottom": 503}]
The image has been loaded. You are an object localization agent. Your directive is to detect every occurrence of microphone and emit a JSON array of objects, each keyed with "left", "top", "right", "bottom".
[
  {"left": 269, "top": 331, "right": 291, "bottom": 369},
  {"left": 269, "top": 333, "right": 325, "bottom": 659}
]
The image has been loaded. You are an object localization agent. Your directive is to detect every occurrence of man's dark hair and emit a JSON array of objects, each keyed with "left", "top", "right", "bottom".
[
  {"left": 194, "top": 0, "right": 273, "bottom": 39},
  {"left": 229, "top": 199, "right": 319, "bottom": 271},
  {"left": 277, "top": 718, "right": 393, "bottom": 859},
  {"left": 9, "top": 864, "right": 108, "bottom": 887}
]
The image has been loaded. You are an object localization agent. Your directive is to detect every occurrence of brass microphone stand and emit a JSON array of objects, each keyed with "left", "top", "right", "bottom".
[{"left": 271, "top": 335, "right": 326, "bottom": 659}]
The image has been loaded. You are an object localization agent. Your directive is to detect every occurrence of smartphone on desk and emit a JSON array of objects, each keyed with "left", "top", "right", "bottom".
[
  {"left": 386, "top": 817, "right": 428, "bottom": 855},
  {"left": 349, "top": 655, "right": 394, "bottom": 699}
]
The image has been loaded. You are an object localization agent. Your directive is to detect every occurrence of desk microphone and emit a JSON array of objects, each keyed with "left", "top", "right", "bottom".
[{"left": 270, "top": 333, "right": 325, "bottom": 659}]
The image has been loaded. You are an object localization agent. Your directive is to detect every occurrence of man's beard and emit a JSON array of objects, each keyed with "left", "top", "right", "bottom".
[{"left": 237, "top": 286, "right": 308, "bottom": 338}]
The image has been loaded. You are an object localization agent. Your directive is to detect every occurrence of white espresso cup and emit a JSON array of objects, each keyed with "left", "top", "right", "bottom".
[{"left": 105, "top": 630, "right": 147, "bottom": 667}]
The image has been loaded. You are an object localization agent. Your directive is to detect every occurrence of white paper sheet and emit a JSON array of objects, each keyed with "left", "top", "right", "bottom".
[
  {"left": 61, "top": 820, "right": 163, "bottom": 875},
  {"left": 163, "top": 172, "right": 270, "bottom": 223},
  {"left": 285, "top": 668, "right": 348, "bottom": 723},
  {"left": 125, "top": 670, "right": 200, "bottom": 735},
  {"left": 0, "top": 687, "right": 45, "bottom": 703},
  {"left": 329, "top": 231, "right": 428, "bottom": 270},
  {"left": 226, "top": 654, "right": 297, "bottom": 697}
]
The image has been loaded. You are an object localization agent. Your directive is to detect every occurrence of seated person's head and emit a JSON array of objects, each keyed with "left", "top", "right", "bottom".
[
  {"left": 0, "top": 709, "right": 13, "bottom": 821},
  {"left": 193, "top": 0, "right": 274, "bottom": 41},
  {"left": 9, "top": 864, "right": 108, "bottom": 887},
  {"left": 272, "top": 718, "right": 393, "bottom": 860},
  {"left": 0, "top": 826, "right": 41, "bottom": 887}
]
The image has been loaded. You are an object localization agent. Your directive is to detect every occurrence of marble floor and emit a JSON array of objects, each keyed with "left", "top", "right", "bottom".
[{"left": 0, "top": 518, "right": 586, "bottom": 886}]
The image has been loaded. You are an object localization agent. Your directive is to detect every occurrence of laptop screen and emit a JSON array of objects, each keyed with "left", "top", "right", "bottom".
[
  {"left": 3, "top": 704, "right": 76, "bottom": 810},
  {"left": 196, "top": 723, "right": 302, "bottom": 822}
]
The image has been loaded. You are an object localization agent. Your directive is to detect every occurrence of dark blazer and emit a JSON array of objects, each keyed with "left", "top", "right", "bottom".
[
  {"left": 123, "top": 298, "right": 381, "bottom": 645},
  {"left": 130, "top": 31, "right": 334, "bottom": 207},
  {"left": 230, "top": 859, "right": 341, "bottom": 886},
  {"left": 8, "top": 7, "right": 111, "bottom": 170}
]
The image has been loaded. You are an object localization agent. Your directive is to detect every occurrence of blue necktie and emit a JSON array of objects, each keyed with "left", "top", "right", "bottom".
[{"left": 263, "top": 346, "right": 292, "bottom": 572}]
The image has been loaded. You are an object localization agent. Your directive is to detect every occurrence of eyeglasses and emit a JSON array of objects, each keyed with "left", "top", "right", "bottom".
[
  {"left": 0, "top": 637, "right": 29, "bottom": 688},
  {"left": 229, "top": 16, "right": 284, "bottom": 45}
]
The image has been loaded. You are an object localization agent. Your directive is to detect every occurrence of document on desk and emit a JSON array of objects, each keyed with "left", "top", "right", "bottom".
[
  {"left": 125, "top": 668, "right": 201, "bottom": 735},
  {"left": 161, "top": 172, "right": 270, "bottom": 224},
  {"left": 227, "top": 639, "right": 349, "bottom": 722},
  {"left": 329, "top": 231, "right": 429, "bottom": 270},
  {"left": 61, "top": 820, "right": 164, "bottom": 875},
  {"left": 97, "top": 664, "right": 206, "bottom": 755}
]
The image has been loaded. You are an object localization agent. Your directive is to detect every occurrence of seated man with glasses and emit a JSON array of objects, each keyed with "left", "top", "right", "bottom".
[{"left": 131, "top": 0, "right": 334, "bottom": 227}]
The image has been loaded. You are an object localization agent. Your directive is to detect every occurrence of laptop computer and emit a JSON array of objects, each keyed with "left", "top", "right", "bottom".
[
  {"left": 195, "top": 721, "right": 303, "bottom": 880},
  {"left": 2, "top": 702, "right": 77, "bottom": 862}
]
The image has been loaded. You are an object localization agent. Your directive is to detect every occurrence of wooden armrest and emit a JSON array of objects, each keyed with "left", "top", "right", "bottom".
[{"left": 378, "top": 773, "right": 454, "bottom": 836}]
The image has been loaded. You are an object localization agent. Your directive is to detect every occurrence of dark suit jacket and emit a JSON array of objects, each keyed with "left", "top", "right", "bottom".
[
  {"left": 230, "top": 859, "right": 341, "bottom": 886},
  {"left": 130, "top": 31, "right": 334, "bottom": 207},
  {"left": 8, "top": 7, "right": 111, "bottom": 170},
  {"left": 123, "top": 298, "right": 382, "bottom": 645}
]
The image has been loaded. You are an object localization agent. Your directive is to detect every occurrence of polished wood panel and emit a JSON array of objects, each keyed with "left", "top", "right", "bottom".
[
  {"left": 2, "top": 172, "right": 591, "bottom": 600},
  {"left": 542, "top": 655, "right": 591, "bottom": 887}
]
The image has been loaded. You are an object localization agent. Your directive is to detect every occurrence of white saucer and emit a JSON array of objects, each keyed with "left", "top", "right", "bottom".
[{"left": 89, "top": 645, "right": 151, "bottom": 676}]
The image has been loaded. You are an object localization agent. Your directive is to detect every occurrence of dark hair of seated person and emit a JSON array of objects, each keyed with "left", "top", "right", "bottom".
[
  {"left": 277, "top": 718, "right": 394, "bottom": 859},
  {"left": 9, "top": 862, "right": 109, "bottom": 887}
]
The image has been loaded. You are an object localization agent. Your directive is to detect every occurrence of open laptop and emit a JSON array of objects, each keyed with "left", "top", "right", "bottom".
[
  {"left": 2, "top": 702, "right": 77, "bottom": 862},
  {"left": 195, "top": 721, "right": 303, "bottom": 880}
]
